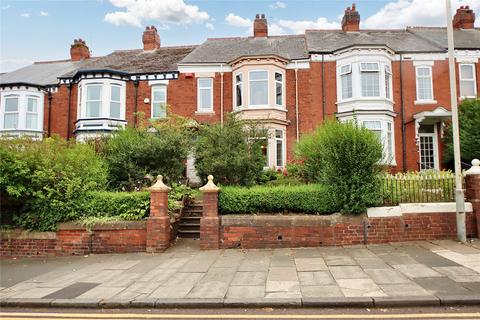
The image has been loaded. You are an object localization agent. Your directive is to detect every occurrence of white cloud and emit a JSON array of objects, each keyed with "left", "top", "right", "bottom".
[
  {"left": 0, "top": 59, "right": 33, "bottom": 73},
  {"left": 270, "top": 1, "right": 287, "bottom": 9},
  {"left": 363, "top": 0, "right": 480, "bottom": 28},
  {"left": 104, "top": 0, "right": 211, "bottom": 28},
  {"left": 206, "top": 22, "right": 214, "bottom": 30},
  {"left": 20, "top": 13, "right": 30, "bottom": 18},
  {"left": 225, "top": 13, "right": 251, "bottom": 28},
  {"left": 1, "top": 5, "right": 11, "bottom": 10},
  {"left": 39, "top": 11, "right": 48, "bottom": 16}
]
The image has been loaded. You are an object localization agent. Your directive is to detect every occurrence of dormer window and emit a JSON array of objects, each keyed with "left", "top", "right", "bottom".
[
  {"left": 360, "top": 62, "right": 380, "bottom": 97},
  {"left": 249, "top": 70, "right": 269, "bottom": 106}
]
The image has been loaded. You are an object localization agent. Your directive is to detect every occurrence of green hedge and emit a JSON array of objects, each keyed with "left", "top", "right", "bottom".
[{"left": 218, "top": 184, "right": 334, "bottom": 214}]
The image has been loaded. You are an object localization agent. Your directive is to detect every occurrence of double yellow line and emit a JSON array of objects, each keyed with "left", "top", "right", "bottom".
[{"left": 1, "top": 312, "right": 480, "bottom": 319}]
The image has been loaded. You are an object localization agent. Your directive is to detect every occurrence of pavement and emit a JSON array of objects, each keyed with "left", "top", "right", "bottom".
[{"left": 2, "top": 239, "right": 480, "bottom": 308}]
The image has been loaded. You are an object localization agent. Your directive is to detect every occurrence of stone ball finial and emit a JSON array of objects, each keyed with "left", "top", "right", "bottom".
[
  {"left": 148, "top": 174, "right": 171, "bottom": 192},
  {"left": 199, "top": 175, "right": 219, "bottom": 192},
  {"left": 466, "top": 159, "right": 480, "bottom": 175}
]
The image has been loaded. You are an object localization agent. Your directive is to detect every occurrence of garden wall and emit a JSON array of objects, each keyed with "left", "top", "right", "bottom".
[{"left": 220, "top": 203, "right": 477, "bottom": 249}]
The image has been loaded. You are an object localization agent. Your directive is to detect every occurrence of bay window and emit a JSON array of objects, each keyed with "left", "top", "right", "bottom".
[
  {"left": 360, "top": 63, "right": 380, "bottom": 97},
  {"left": 0, "top": 90, "right": 44, "bottom": 136},
  {"left": 275, "top": 72, "right": 283, "bottom": 107},
  {"left": 110, "top": 86, "right": 121, "bottom": 119},
  {"left": 275, "top": 129, "right": 284, "bottom": 168},
  {"left": 26, "top": 96, "right": 38, "bottom": 129},
  {"left": 459, "top": 64, "right": 476, "bottom": 98},
  {"left": 197, "top": 78, "right": 213, "bottom": 112},
  {"left": 152, "top": 85, "right": 167, "bottom": 118},
  {"left": 249, "top": 70, "right": 268, "bottom": 106},
  {"left": 77, "top": 80, "right": 126, "bottom": 120},
  {"left": 235, "top": 73, "right": 243, "bottom": 108},
  {"left": 85, "top": 85, "right": 102, "bottom": 118},
  {"left": 362, "top": 119, "right": 395, "bottom": 164},
  {"left": 3, "top": 96, "right": 19, "bottom": 129},
  {"left": 416, "top": 66, "right": 433, "bottom": 101},
  {"left": 385, "top": 65, "right": 392, "bottom": 99},
  {"left": 340, "top": 64, "right": 353, "bottom": 100}
]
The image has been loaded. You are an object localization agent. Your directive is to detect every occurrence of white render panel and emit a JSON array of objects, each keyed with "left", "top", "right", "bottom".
[{"left": 367, "top": 202, "right": 473, "bottom": 218}]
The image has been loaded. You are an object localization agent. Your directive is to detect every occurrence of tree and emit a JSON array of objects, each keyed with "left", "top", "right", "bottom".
[{"left": 194, "top": 115, "right": 267, "bottom": 186}]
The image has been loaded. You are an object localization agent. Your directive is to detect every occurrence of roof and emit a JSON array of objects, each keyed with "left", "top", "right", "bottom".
[
  {"left": 407, "top": 27, "right": 480, "bottom": 50},
  {"left": 63, "top": 46, "right": 197, "bottom": 77},
  {"left": 181, "top": 35, "right": 308, "bottom": 64},
  {"left": 0, "top": 60, "right": 83, "bottom": 87},
  {"left": 305, "top": 29, "right": 445, "bottom": 53}
]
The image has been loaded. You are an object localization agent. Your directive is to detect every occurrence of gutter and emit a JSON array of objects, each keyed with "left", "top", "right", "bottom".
[
  {"left": 133, "top": 80, "right": 139, "bottom": 128},
  {"left": 47, "top": 91, "right": 53, "bottom": 137},
  {"left": 321, "top": 54, "right": 326, "bottom": 121},
  {"left": 66, "top": 84, "right": 72, "bottom": 140},
  {"left": 220, "top": 64, "right": 224, "bottom": 128},
  {"left": 294, "top": 61, "right": 299, "bottom": 142},
  {"left": 400, "top": 53, "right": 407, "bottom": 172}
]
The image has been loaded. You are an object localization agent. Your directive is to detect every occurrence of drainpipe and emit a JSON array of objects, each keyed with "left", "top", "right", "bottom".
[
  {"left": 400, "top": 54, "right": 407, "bottom": 172},
  {"left": 47, "top": 90, "right": 53, "bottom": 137},
  {"left": 295, "top": 61, "right": 299, "bottom": 142},
  {"left": 66, "top": 83, "right": 72, "bottom": 140},
  {"left": 133, "top": 80, "right": 139, "bottom": 128},
  {"left": 321, "top": 54, "right": 326, "bottom": 120},
  {"left": 220, "top": 64, "right": 224, "bottom": 128}
]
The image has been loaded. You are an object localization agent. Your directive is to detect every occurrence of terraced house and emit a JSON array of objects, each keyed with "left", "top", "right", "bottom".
[{"left": 1, "top": 4, "right": 479, "bottom": 175}]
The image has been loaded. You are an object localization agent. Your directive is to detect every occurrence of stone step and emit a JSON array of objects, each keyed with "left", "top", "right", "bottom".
[
  {"left": 183, "top": 208, "right": 203, "bottom": 213},
  {"left": 177, "top": 229, "right": 200, "bottom": 239}
]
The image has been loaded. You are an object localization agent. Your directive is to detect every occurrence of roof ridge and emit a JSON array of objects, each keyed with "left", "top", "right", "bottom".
[
  {"left": 33, "top": 59, "right": 73, "bottom": 64},
  {"left": 113, "top": 45, "right": 198, "bottom": 53}
]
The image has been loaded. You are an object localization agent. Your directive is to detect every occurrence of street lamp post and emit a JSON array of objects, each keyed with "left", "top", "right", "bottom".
[{"left": 445, "top": 0, "right": 467, "bottom": 242}]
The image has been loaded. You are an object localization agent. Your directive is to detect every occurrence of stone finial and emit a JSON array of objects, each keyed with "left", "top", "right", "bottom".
[
  {"left": 199, "top": 175, "right": 219, "bottom": 192},
  {"left": 148, "top": 175, "right": 171, "bottom": 192},
  {"left": 466, "top": 159, "right": 480, "bottom": 175}
]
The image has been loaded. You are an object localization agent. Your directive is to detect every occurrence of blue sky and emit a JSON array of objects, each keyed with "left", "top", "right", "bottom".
[{"left": 1, "top": 0, "right": 479, "bottom": 73}]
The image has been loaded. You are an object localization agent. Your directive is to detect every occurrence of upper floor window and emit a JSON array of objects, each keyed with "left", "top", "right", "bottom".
[
  {"left": 360, "top": 63, "right": 380, "bottom": 97},
  {"left": 197, "top": 78, "right": 213, "bottom": 112},
  {"left": 416, "top": 66, "right": 433, "bottom": 101},
  {"left": 152, "top": 85, "right": 167, "bottom": 118},
  {"left": 249, "top": 70, "right": 268, "bottom": 106},
  {"left": 459, "top": 64, "right": 477, "bottom": 98},
  {"left": 340, "top": 64, "right": 353, "bottom": 100},
  {"left": 235, "top": 73, "right": 243, "bottom": 108},
  {"left": 78, "top": 80, "right": 126, "bottom": 120},
  {"left": 275, "top": 72, "right": 283, "bottom": 107},
  {"left": 385, "top": 65, "right": 392, "bottom": 100}
]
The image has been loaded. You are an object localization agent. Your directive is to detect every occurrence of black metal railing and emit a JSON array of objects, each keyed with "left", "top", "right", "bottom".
[{"left": 381, "top": 170, "right": 457, "bottom": 206}]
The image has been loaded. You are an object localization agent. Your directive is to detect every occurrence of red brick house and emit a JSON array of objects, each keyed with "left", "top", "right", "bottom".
[{"left": 1, "top": 5, "right": 479, "bottom": 175}]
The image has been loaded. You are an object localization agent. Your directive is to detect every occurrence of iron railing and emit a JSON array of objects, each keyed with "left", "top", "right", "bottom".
[{"left": 381, "top": 170, "right": 457, "bottom": 206}]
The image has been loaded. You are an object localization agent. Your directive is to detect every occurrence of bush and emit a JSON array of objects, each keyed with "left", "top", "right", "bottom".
[
  {"left": 97, "top": 116, "right": 192, "bottom": 191},
  {"left": 295, "top": 120, "right": 383, "bottom": 214},
  {"left": 0, "top": 137, "right": 108, "bottom": 231},
  {"left": 218, "top": 184, "right": 333, "bottom": 214},
  {"left": 443, "top": 99, "right": 480, "bottom": 167},
  {"left": 194, "top": 115, "right": 267, "bottom": 186}
]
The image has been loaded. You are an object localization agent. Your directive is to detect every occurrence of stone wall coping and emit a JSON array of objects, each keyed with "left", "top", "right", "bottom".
[
  {"left": 0, "top": 229, "right": 57, "bottom": 240},
  {"left": 221, "top": 213, "right": 364, "bottom": 227},
  {"left": 367, "top": 202, "right": 473, "bottom": 218},
  {"left": 58, "top": 220, "right": 146, "bottom": 231}
]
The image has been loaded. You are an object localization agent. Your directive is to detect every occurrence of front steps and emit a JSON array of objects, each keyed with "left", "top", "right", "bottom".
[{"left": 177, "top": 200, "right": 202, "bottom": 239}]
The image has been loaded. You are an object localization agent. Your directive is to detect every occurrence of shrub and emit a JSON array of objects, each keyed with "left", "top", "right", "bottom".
[
  {"left": 194, "top": 115, "right": 267, "bottom": 186},
  {"left": 295, "top": 120, "right": 383, "bottom": 214},
  {"left": 98, "top": 116, "right": 192, "bottom": 191},
  {"left": 0, "top": 137, "right": 108, "bottom": 231},
  {"left": 218, "top": 184, "right": 333, "bottom": 214},
  {"left": 443, "top": 98, "right": 480, "bottom": 167}
]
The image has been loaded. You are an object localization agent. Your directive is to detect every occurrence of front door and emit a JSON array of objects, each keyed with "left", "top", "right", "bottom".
[{"left": 418, "top": 124, "right": 439, "bottom": 170}]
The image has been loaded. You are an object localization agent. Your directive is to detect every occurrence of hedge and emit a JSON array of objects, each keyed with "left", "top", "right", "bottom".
[{"left": 218, "top": 184, "right": 334, "bottom": 214}]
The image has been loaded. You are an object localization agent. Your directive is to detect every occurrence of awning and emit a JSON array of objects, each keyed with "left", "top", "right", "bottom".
[{"left": 413, "top": 106, "right": 452, "bottom": 144}]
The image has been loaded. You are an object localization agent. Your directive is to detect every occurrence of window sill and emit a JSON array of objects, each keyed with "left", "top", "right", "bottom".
[
  {"left": 414, "top": 100, "right": 437, "bottom": 105},
  {"left": 234, "top": 106, "right": 287, "bottom": 112},
  {"left": 195, "top": 111, "right": 215, "bottom": 115}
]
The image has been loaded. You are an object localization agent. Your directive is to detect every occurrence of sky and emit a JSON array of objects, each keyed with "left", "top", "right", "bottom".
[{"left": 1, "top": 0, "right": 480, "bottom": 73}]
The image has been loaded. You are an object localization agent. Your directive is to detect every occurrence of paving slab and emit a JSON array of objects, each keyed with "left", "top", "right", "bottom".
[
  {"left": 433, "top": 266, "right": 480, "bottom": 282},
  {"left": 267, "top": 267, "right": 298, "bottom": 281},
  {"left": 162, "top": 272, "right": 204, "bottom": 287},
  {"left": 298, "top": 271, "right": 335, "bottom": 286},
  {"left": 231, "top": 272, "right": 266, "bottom": 286},
  {"left": 401, "top": 246, "right": 461, "bottom": 267},
  {"left": 458, "top": 281, "right": 480, "bottom": 293},
  {"left": 336, "top": 279, "right": 386, "bottom": 297},
  {"left": 76, "top": 286, "right": 125, "bottom": 300},
  {"left": 354, "top": 257, "right": 389, "bottom": 269},
  {"left": 364, "top": 269, "right": 410, "bottom": 284},
  {"left": 270, "top": 255, "right": 295, "bottom": 268},
  {"left": 199, "top": 268, "right": 236, "bottom": 284},
  {"left": 187, "top": 281, "right": 229, "bottom": 299},
  {"left": 379, "top": 283, "right": 431, "bottom": 297},
  {"left": 226, "top": 286, "right": 265, "bottom": 299},
  {"left": 294, "top": 258, "right": 328, "bottom": 271},
  {"left": 238, "top": 258, "right": 270, "bottom": 272},
  {"left": 149, "top": 284, "right": 194, "bottom": 299},
  {"left": 394, "top": 264, "right": 443, "bottom": 278},
  {"left": 8, "top": 287, "right": 61, "bottom": 299},
  {"left": 293, "top": 248, "right": 323, "bottom": 258},
  {"left": 324, "top": 256, "right": 358, "bottom": 266},
  {"left": 414, "top": 277, "right": 473, "bottom": 295},
  {"left": 330, "top": 266, "right": 368, "bottom": 279},
  {"left": 300, "top": 285, "right": 344, "bottom": 298},
  {"left": 43, "top": 282, "right": 99, "bottom": 299},
  {"left": 266, "top": 281, "right": 300, "bottom": 293},
  {"left": 377, "top": 253, "right": 418, "bottom": 266}
]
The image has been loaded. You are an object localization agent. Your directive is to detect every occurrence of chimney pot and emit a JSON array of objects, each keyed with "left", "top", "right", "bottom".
[
  {"left": 143, "top": 25, "right": 161, "bottom": 50},
  {"left": 70, "top": 38, "right": 90, "bottom": 61},
  {"left": 453, "top": 5, "right": 475, "bottom": 29},
  {"left": 253, "top": 13, "right": 268, "bottom": 37},
  {"left": 342, "top": 3, "right": 360, "bottom": 32}
]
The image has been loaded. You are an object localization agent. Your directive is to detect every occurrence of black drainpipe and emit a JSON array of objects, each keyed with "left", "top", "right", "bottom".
[
  {"left": 66, "top": 84, "right": 72, "bottom": 140},
  {"left": 133, "top": 80, "right": 139, "bottom": 128},
  {"left": 400, "top": 54, "right": 407, "bottom": 172},
  {"left": 321, "top": 54, "right": 326, "bottom": 120},
  {"left": 47, "top": 90, "right": 53, "bottom": 137}
]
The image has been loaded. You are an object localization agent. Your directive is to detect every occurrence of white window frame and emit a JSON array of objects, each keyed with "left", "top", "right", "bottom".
[
  {"left": 234, "top": 72, "right": 243, "bottom": 109},
  {"left": 274, "top": 129, "right": 286, "bottom": 168},
  {"left": 26, "top": 95, "right": 39, "bottom": 130},
  {"left": 77, "top": 79, "right": 126, "bottom": 120},
  {"left": 418, "top": 124, "right": 439, "bottom": 171},
  {"left": 151, "top": 85, "right": 168, "bottom": 119},
  {"left": 360, "top": 62, "right": 381, "bottom": 97},
  {"left": 362, "top": 119, "right": 396, "bottom": 165},
  {"left": 0, "top": 90, "right": 44, "bottom": 134},
  {"left": 249, "top": 70, "right": 269, "bottom": 107},
  {"left": 385, "top": 65, "right": 392, "bottom": 100},
  {"left": 339, "top": 64, "right": 353, "bottom": 100},
  {"left": 2, "top": 95, "right": 20, "bottom": 129},
  {"left": 274, "top": 72, "right": 284, "bottom": 108},
  {"left": 415, "top": 65, "right": 435, "bottom": 103},
  {"left": 197, "top": 77, "right": 213, "bottom": 113},
  {"left": 459, "top": 63, "right": 477, "bottom": 98}
]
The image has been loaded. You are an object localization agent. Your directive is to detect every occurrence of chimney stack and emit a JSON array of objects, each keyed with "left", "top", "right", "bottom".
[
  {"left": 254, "top": 14, "right": 268, "bottom": 37},
  {"left": 342, "top": 3, "right": 360, "bottom": 32},
  {"left": 70, "top": 39, "right": 91, "bottom": 61},
  {"left": 453, "top": 5, "right": 475, "bottom": 29},
  {"left": 143, "top": 26, "right": 161, "bottom": 50}
]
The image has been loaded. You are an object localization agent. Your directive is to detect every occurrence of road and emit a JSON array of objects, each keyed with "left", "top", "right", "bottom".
[{"left": 1, "top": 306, "right": 480, "bottom": 320}]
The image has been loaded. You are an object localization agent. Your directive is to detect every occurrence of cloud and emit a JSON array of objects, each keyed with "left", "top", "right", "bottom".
[
  {"left": 104, "top": 0, "right": 210, "bottom": 28},
  {"left": 1, "top": 4, "right": 11, "bottom": 10},
  {"left": 0, "top": 59, "right": 33, "bottom": 73},
  {"left": 39, "top": 11, "right": 48, "bottom": 16},
  {"left": 270, "top": 1, "right": 287, "bottom": 9},
  {"left": 206, "top": 22, "right": 214, "bottom": 30},
  {"left": 225, "top": 13, "right": 251, "bottom": 28},
  {"left": 363, "top": 0, "right": 480, "bottom": 28},
  {"left": 20, "top": 13, "right": 30, "bottom": 18}
]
